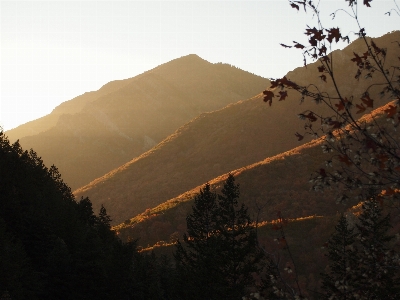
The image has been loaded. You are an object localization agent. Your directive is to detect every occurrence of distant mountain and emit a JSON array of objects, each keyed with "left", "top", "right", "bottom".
[
  {"left": 74, "top": 31, "right": 400, "bottom": 225},
  {"left": 8, "top": 54, "right": 269, "bottom": 190},
  {"left": 6, "top": 77, "right": 138, "bottom": 142}
]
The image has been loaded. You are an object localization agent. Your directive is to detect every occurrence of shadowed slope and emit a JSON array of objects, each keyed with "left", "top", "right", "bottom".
[{"left": 114, "top": 100, "right": 399, "bottom": 248}]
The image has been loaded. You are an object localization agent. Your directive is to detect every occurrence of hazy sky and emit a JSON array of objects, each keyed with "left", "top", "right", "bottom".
[{"left": 1, "top": 0, "right": 398, "bottom": 131}]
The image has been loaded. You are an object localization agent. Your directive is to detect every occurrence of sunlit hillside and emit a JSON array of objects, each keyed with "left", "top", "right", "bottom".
[
  {"left": 74, "top": 31, "right": 399, "bottom": 225},
  {"left": 113, "top": 99, "right": 400, "bottom": 248},
  {"left": 9, "top": 54, "right": 269, "bottom": 190}
]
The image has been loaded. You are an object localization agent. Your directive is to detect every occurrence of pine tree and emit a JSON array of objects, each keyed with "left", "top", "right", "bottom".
[
  {"left": 174, "top": 183, "right": 224, "bottom": 300},
  {"left": 215, "top": 173, "right": 262, "bottom": 299},
  {"left": 174, "top": 175, "right": 262, "bottom": 299},
  {"left": 352, "top": 200, "right": 400, "bottom": 299},
  {"left": 321, "top": 201, "right": 400, "bottom": 299},
  {"left": 320, "top": 214, "right": 359, "bottom": 300}
]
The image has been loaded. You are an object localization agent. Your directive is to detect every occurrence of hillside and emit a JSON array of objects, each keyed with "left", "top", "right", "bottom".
[
  {"left": 74, "top": 31, "right": 400, "bottom": 225},
  {"left": 114, "top": 100, "right": 400, "bottom": 248},
  {"left": 9, "top": 54, "right": 269, "bottom": 190}
]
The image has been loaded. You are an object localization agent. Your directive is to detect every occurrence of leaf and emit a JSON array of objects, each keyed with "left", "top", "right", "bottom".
[
  {"left": 371, "top": 40, "right": 382, "bottom": 56},
  {"left": 320, "top": 74, "right": 327, "bottom": 82},
  {"left": 329, "top": 121, "right": 342, "bottom": 129},
  {"left": 307, "top": 27, "right": 325, "bottom": 41},
  {"left": 335, "top": 98, "right": 349, "bottom": 111},
  {"left": 263, "top": 90, "right": 275, "bottom": 106},
  {"left": 305, "top": 112, "right": 318, "bottom": 122},
  {"left": 363, "top": 0, "right": 372, "bottom": 7},
  {"left": 318, "top": 168, "right": 327, "bottom": 178},
  {"left": 326, "top": 27, "right": 341, "bottom": 43},
  {"left": 318, "top": 65, "right": 326, "bottom": 72},
  {"left": 318, "top": 45, "right": 327, "bottom": 56},
  {"left": 351, "top": 52, "right": 363, "bottom": 65},
  {"left": 293, "top": 41, "right": 305, "bottom": 49},
  {"left": 356, "top": 103, "right": 366, "bottom": 114},
  {"left": 290, "top": 2, "right": 300, "bottom": 10},
  {"left": 335, "top": 101, "right": 345, "bottom": 111},
  {"left": 384, "top": 105, "right": 397, "bottom": 118},
  {"left": 338, "top": 155, "right": 353, "bottom": 166},
  {"left": 295, "top": 132, "right": 304, "bottom": 141},
  {"left": 280, "top": 43, "right": 292, "bottom": 48},
  {"left": 361, "top": 94, "right": 374, "bottom": 108},
  {"left": 278, "top": 90, "right": 288, "bottom": 100}
]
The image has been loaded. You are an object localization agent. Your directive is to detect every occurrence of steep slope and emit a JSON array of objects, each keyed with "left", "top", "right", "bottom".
[
  {"left": 5, "top": 76, "right": 137, "bottom": 142},
  {"left": 11, "top": 54, "right": 269, "bottom": 190},
  {"left": 114, "top": 100, "right": 399, "bottom": 247},
  {"left": 74, "top": 31, "right": 400, "bottom": 224}
]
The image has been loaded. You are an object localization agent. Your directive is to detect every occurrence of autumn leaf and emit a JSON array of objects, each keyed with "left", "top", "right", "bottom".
[
  {"left": 293, "top": 41, "right": 305, "bottom": 49},
  {"left": 278, "top": 90, "right": 288, "bottom": 100},
  {"left": 305, "top": 26, "right": 325, "bottom": 41},
  {"left": 305, "top": 112, "right": 317, "bottom": 122},
  {"left": 361, "top": 94, "right": 374, "bottom": 108},
  {"left": 290, "top": 2, "right": 299, "bottom": 10},
  {"left": 363, "top": 0, "right": 372, "bottom": 7},
  {"left": 326, "top": 27, "right": 341, "bottom": 43},
  {"left": 329, "top": 121, "right": 342, "bottom": 129},
  {"left": 356, "top": 103, "right": 366, "bottom": 114},
  {"left": 335, "top": 101, "right": 345, "bottom": 111},
  {"left": 263, "top": 90, "right": 275, "bottom": 106},
  {"left": 320, "top": 74, "right": 327, "bottom": 82},
  {"left": 295, "top": 132, "right": 304, "bottom": 141},
  {"left": 338, "top": 155, "right": 353, "bottom": 166},
  {"left": 371, "top": 40, "right": 382, "bottom": 55},
  {"left": 351, "top": 52, "right": 363, "bottom": 65},
  {"left": 318, "top": 168, "right": 327, "bottom": 178},
  {"left": 318, "top": 65, "right": 326, "bottom": 72},
  {"left": 319, "top": 45, "right": 327, "bottom": 56},
  {"left": 384, "top": 105, "right": 397, "bottom": 118}
]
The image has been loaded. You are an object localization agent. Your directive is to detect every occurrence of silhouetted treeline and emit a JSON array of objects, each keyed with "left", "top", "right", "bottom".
[{"left": 0, "top": 132, "right": 176, "bottom": 300}]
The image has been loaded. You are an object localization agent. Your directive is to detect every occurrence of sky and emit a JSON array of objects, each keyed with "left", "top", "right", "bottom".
[{"left": 1, "top": 0, "right": 398, "bottom": 131}]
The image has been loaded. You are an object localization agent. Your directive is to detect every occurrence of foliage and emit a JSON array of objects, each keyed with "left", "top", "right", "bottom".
[
  {"left": 0, "top": 131, "right": 138, "bottom": 299},
  {"left": 265, "top": 0, "right": 400, "bottom": 205},
  {"left": 320, "top": 214, "right": 359, "bottom": 299},
  {"left": 174, "top": 175, "right": 263, "bottom": 299},
  {"left": 320, "top": 200, "right": 400, "bottom": 299}
]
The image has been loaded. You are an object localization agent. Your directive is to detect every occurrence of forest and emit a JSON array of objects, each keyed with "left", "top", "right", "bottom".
[{"left": 1, "top": 0, "right": 400, "bottom": 299}]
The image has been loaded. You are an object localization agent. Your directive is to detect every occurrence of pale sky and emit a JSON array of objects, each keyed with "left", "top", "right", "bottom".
[{"left": 1, "top": 0, "right": 398, "bottom": 131}]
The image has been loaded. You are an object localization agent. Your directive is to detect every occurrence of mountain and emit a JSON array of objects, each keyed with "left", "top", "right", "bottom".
[
  {"left": 74, "top": 31, "right": 400, "bottom": 225},
  {"left": 113, "top": 99, "right": 398, "bottom": 248},
  {"left": 8, "top": 54, "right": 269, "bottom": 190},
  {"left": 5, "top": 77, "right": 138, "bottom": 142}
]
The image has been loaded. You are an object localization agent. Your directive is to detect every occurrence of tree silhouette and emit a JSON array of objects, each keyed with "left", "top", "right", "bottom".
[{"left": 175, "top": 175, "right": 262, "bottom": 300}]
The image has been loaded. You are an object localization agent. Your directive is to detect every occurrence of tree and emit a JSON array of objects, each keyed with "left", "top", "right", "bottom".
[
  {"left": 264, "top": 1, "right": 400, "bottom": 205},
  {"left": 215, "top": 174, "right": 263, "bottom": 299},
  {"left": 321, "top": 200, "right": 400, "bottom": 299},
  {"left": 351, "top": 199, "right": 400, "bottom": 299},
  {"left": 174, "top": 182, "right": 224, "bottom": 300},
  {"left": 320, "top": 214, "right": 359, "bottom": 299},
  {"left": 174, "top": 175, "right": 262, "bottom": 300}
]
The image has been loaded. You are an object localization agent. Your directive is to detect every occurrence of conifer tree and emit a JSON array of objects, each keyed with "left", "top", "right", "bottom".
[
  {"left": 175, "top": 175, "right": 262, "bottom": 299},
  {"left": 215, "top": 173, "right": 262, "bottom": 299},
  {"left": 320, "top": 214, "right": 359, "bottom": 299},
  {"left": 174, "top": 183, "right": 224, "bottom": 300},
  {"left": 352, "top": 200, "right": 400, "bottom": 299},
  {"left": 321, "top": 201, "right": 400, "bottom": 299}
]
